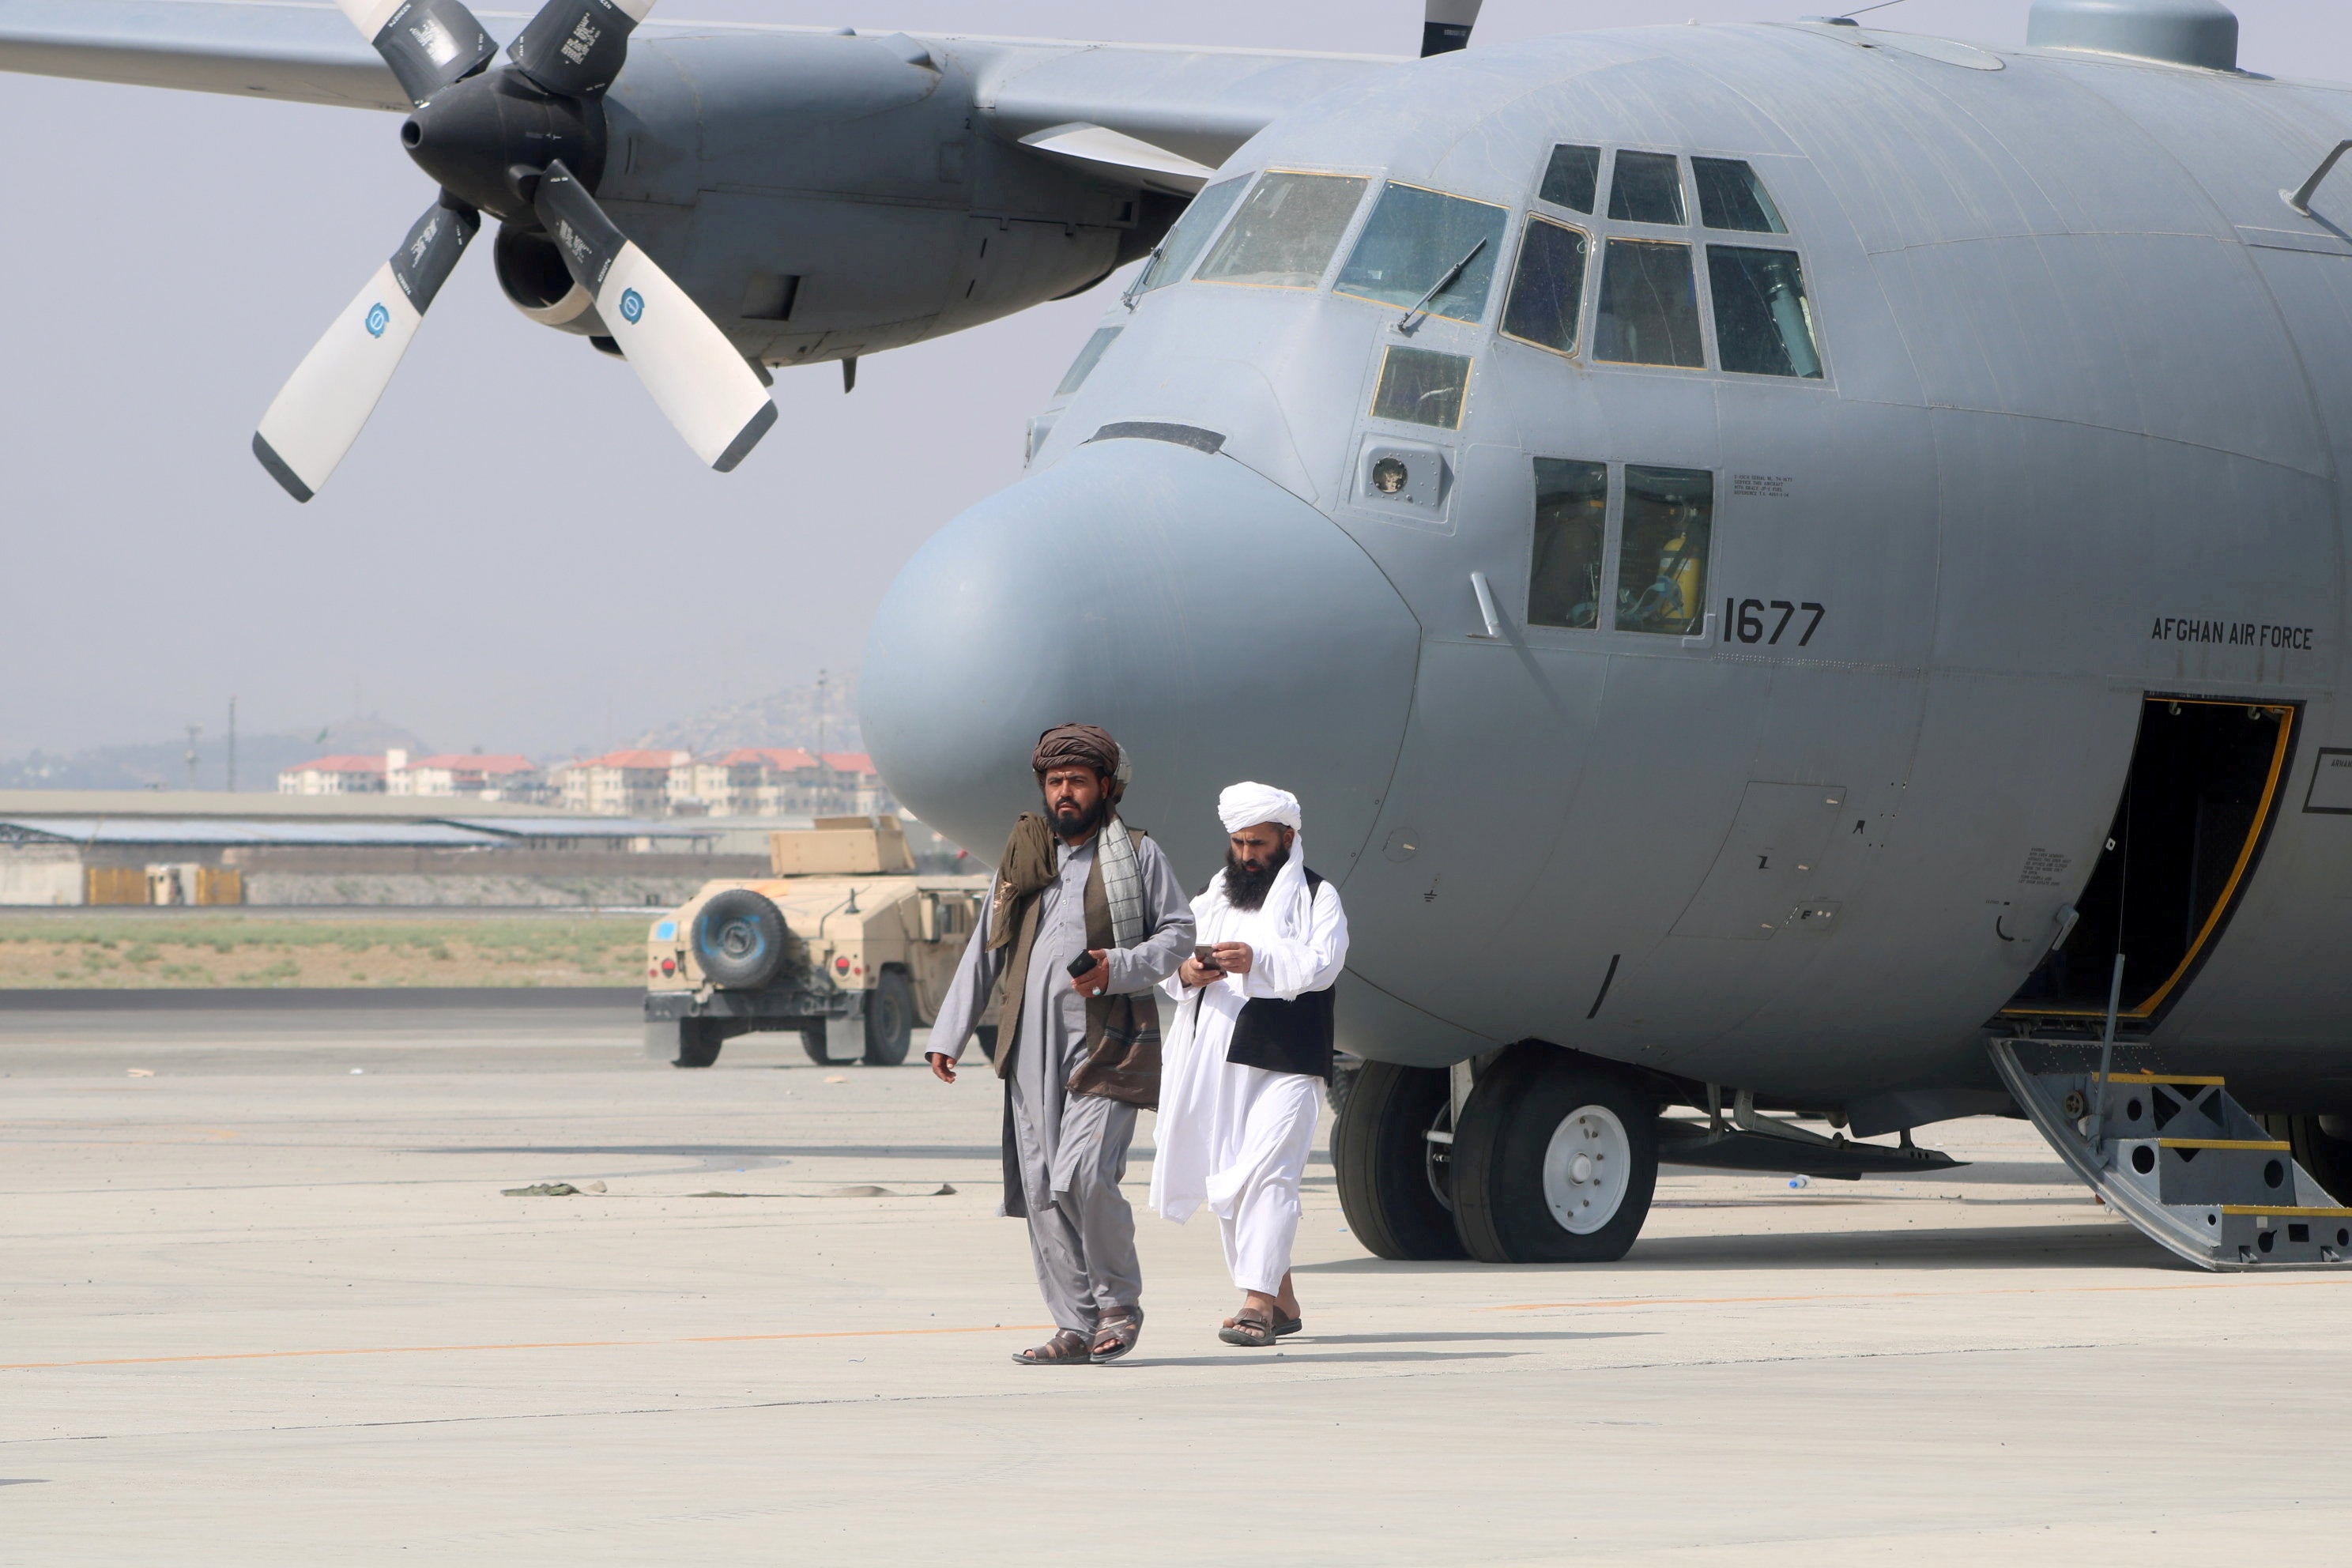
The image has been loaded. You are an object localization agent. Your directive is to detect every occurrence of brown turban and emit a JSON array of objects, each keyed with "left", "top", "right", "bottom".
[{"left": 1031, "top": 722, "right": 1125, "bottom": 799}]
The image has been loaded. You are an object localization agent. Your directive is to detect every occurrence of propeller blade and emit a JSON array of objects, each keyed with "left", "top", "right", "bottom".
[
  {"left": 337, "top": 1, "right": 498, "bottom": 107},
  {"left": 532, "top": 162, "right": 777, "bottom": 473},
  {"left": 253, "top": 198, "right": 480, "bottom": 503},
  {"left": 1422, "top": 0, "right": 1483, "bottom": 56},
  {"left": 507, "top": 0, "right": 658, "bottom": 99}
]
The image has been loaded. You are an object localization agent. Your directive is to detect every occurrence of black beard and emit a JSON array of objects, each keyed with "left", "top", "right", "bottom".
[
  {"left": 1048, "top": 795, "right": 1108, "bottom": 841},
  {"left": 1223, "top": 844, "right": 1289, "bottom": 910}
]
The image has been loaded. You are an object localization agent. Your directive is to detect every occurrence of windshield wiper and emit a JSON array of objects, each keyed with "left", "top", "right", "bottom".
[
  {"left": 1399, "top": 237, "right": 1487, "bottom": 333},
  {"left": 1121, "top": 242, "right": 1167, "bottom": 311}
]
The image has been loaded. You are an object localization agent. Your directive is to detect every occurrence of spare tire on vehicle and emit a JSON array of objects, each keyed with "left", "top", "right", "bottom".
[{"left": 692, "top": 889, "right": 788, "bottom": 989}]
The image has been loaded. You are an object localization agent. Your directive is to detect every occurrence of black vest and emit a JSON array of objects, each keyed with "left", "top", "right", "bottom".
[{"left": 1222, "top": 869, "right": 1337, "bottom": 1082}]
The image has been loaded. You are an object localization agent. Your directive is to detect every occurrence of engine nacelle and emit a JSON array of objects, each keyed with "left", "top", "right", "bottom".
[{"left": 488, "top": 29, "right": 1178, "bottom": 364}]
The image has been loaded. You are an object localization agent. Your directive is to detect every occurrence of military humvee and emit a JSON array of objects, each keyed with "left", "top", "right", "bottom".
[{"left": 643, "top": 816, "right": 990, "bottom": 1069}]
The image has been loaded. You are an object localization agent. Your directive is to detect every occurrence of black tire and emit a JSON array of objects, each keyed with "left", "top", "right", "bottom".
[
  {"left": 1452, "top": 1045, "right": 1658, "bottom": 1264},
  {"left": 692, "top": 890, "right": 788, "bottom": 989},
  {"left": 670, "top": 1018, "right": 724, "bottom": 1069},
  {"left": 864, "top": 969, "right": 915, "bottom": 1066},
  {"left": 1334, "top": 1060, "right": 1468, "bottom": 1261},
  {"left": 801, "top": 1023, "right": 831, "bottom": 1066}
]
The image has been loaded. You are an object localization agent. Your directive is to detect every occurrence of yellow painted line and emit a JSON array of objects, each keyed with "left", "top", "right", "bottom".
[
  {"left": 2220, "top": 1205, "right": 2352, "bottom": 1217},
  {"left": 2158, "top": 1138, "right": 2290, "bottom": 1151},
  {"left": 0, "top": 1321, "right": 1055, "bottom": 1373},
  {"left": 2098, "top": 1072, "right": 2226, "bottom": 1086},
  {"left": 1486, "top": 1276, "right": 2352, "bottom": 1314}
]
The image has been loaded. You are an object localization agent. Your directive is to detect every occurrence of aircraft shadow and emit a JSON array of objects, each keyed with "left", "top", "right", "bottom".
[
  {"left": 1298, "top": 1223, "right": 2172, "bottom": 1275},
  {"left": 1105, "top": 1348, "right": 1528, "bottom": 1369}
]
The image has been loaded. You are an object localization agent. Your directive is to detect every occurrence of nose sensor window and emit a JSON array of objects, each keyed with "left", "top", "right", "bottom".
[
  {"left": 1197, "top": 171, "right": 1369, "bottom": 290},
  {"left": 1371, "top": 346, "right": 1472, "bottom": 428},
  {"left": 1053, "top": 325, "right": 1123, "bottom": 398}
]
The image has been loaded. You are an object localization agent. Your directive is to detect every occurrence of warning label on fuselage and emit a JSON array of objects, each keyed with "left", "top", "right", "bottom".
[{"left": 2150, "top": 617, "right": 2313, "bottom": 650}]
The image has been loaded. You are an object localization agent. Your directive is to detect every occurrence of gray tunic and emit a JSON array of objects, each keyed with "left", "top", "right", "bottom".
[{"left": 928, "top": 827, "right": 1192, "bottom": 1332}]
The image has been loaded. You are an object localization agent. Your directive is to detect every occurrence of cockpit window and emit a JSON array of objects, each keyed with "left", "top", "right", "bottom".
[
  {"left": 1529, "top": 458, "right": 1608, "bottom": 629},
  {"left": 1692, "top": 158, "right": 1787, "bottom": 234},
  {"left": 1053, "top": 326, "right": 1122, "bottom": 398},
  {"left": 1335, "top": 183, "right": 1510, "bottom": 321},
  {"left": 1608, "top": 150, "right": 1686, "bottom": 225},
  {"left": 1500, "top": 216, "right": 1588, "bottom": 356},
  {"left": 1595, "top": 239, "right": 1705, "bottom": 368},
  {"left": 1614, "top": 466, "right": 1713, "bottom": 636},
  {"left": 1371, "top": 346, "right": 1471, "bottom": 428},
  {"left": 1196, "top": 171, "right": 1368, "bottom": 290},
  {"left": 1709, "top": 247, "right": 1822, "bottom": 377},
  {"left": 1138, "top": 174, "right": 1249, "bottom": 295},
  {"left": 1537, "top": 145, "right": 1600, "bottom": 214}
]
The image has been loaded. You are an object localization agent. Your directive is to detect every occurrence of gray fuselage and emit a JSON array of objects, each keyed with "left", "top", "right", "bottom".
[{"left": 862, "top": 22, "right": 2352, "bottom": 1117}]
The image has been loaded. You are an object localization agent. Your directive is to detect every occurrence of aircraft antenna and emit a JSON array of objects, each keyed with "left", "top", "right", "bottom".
[{"left": 1830, "top": 0, "right": 1913, "bottom": 19}]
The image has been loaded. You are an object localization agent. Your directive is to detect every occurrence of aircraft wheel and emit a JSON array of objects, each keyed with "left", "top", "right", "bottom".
[
  {"left": 2266, "top": 1114, "right": 2352, "bottom": 1204},
  {"left": 863, "top": 970, "right": 914, "bottom": 1066},
  {"left": 1451, "top": 1046, "right": 1658, "bottom": 1264},
  {"left": 668, "top": 1019, "right": 724, "bottom": 1069},
  {"left": 1334, "top": 1060, "right": 1468, "bottom": 1261}
]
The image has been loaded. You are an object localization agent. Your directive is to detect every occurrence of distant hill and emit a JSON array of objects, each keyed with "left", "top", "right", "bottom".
[
  {"left": 630, "top": 671, "right": 863, "bottom": 757},
  {"left": 0, "top": 718, "right": 430, "bottom": 793}
]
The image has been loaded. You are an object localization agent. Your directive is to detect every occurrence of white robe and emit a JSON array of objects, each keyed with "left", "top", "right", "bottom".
[{"left": 1148, "top": 858, "right": 1348, "bottom": 1295}]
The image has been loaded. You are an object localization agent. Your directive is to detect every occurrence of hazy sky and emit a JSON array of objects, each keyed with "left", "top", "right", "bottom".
[{"left": 1, "top": 1, "right": 2345, "bottom": 759}]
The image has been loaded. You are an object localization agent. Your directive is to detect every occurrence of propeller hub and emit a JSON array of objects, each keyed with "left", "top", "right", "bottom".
[{"left": 401, "top": 69, "right": 604, "bottom": 223}]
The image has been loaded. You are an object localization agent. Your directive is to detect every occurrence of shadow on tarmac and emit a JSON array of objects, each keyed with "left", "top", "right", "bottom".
[{"left": 1298, "top": 1222, "right": 2172, "bottom": 1275}]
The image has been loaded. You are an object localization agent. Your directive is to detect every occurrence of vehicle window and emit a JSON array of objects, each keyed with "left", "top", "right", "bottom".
[
  {"left": 1614, "top": 466, "right": 1713, "bottom": 637},
  {"left": 1053, "top": 326, "right": 1122, "bottom": 398},
  {"left": 1709, "top": 247, "right": 1822, "bottom": 378},
  {"left": 1538, "top": 144, "right": 1600, "bottom": 213},
  {"left": 1529, "top": 458, "right": 1608, "bottom": 629},
  {"left": 1692, "top": 157, "right": 1787, "bottom": 234},
  {"left": 1138, "top": 174, "right": 1250, "bottom": 294},
  {"left": 1335, "top": 183, "right": 1510, "bottom": 321},
  {"left": 1499, "top": 217, "right": 1589, "bottom": 356},
  {"left": 1370, "top": 346, "right": 1471, "bottom": 428},
  {"left": 1608, "top": 150, "right": 1686, "bottom": 225},
  {"left": 1197, "top": 171, "right": 1369, "bottom": 289},
  {"left": 1594, "top": 240, "right": 1705, "bottom": 368}
]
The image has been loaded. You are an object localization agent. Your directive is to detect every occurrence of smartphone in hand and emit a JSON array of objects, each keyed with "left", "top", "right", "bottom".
[
  {"left": 1066, "top": 952, "right": 1098, "bottom": 979},
  {"left": 1193, "top": 944, "right": 1223, "bottom": 974}
]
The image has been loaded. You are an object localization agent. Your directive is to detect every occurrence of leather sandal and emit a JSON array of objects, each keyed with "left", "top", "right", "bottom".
[
  {"left": 1091, "top": 1308, "right": 1143, "bottom": 1363},
  {"left": 1273, "top": 1314, "right": 1303, "bottom": 1338},
  {"left": 1012, "top": 1329, "right": 1093, "bottom": 1366},
  {"left": 1219, "top": 1309, "right": 1277, "bottom": 1348}
]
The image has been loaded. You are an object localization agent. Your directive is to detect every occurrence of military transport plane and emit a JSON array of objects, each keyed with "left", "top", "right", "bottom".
[{"left": 9, "top": 0, "right": 2352, "bottom": 1273}]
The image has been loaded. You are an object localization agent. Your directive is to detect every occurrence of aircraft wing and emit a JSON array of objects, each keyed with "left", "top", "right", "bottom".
[
  {"left": 0, "top": 1, "right": 409, "bottom": 111},
  {"left": 969, "top": 39, "right": 1399, "bottom": 171},
  {"left": 0, "top": 2, "right": 1400, "bottom": 164}
]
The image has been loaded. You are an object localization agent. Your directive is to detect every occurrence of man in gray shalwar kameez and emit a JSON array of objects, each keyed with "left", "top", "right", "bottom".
[{"left": 926, "top": 722, "right": 1193, "bottom": 1365}]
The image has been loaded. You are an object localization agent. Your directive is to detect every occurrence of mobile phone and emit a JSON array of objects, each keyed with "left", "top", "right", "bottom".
[
  {"left": 1066, "top": 952, "right": 1097, "bottom": 978},
  {"left": 1193, "top": 944, "right": 1222, "bottom": 973}
]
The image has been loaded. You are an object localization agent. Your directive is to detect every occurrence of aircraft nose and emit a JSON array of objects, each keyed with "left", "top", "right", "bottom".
[{"left": 863, "top": 437, "right": 1421, "bottom": 879}]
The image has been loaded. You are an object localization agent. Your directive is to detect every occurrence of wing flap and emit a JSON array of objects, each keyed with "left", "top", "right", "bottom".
[{"left": 0, "top": 0, "right": 406, "bottom": 110}]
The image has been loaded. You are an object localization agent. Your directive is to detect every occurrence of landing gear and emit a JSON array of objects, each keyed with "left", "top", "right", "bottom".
[
  {"left": 1449, "top": 1046, "right": 1659, "bottom": 1264},
  {"left": 1333, "top": 1060, "right": 1468, "bottom": 1260}
]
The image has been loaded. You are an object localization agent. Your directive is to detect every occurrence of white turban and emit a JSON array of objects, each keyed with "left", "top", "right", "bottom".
[{"left": 1218, "top": 782, "right": 1302, "bottom": 835}]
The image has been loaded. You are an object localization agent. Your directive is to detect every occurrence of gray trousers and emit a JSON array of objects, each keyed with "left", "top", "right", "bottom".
[{"left": 1008, "top": 1069, "right": 1141, "bottom": 1335}]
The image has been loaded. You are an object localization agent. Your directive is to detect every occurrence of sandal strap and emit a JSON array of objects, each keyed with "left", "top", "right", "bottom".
[{"left": 1020, "top": 1329, "right": 1092, "bottom": 1363}]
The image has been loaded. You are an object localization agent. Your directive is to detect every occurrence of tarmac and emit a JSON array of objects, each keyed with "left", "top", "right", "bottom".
[{"left": 5, "top": 1002, "right": 2348, "bottom": 1565}]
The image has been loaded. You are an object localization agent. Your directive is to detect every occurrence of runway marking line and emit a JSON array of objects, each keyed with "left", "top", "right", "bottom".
[
  {"left": 0, "top": 1322, "right": 1057, "bottom": 1373},
  {"left": 1487, "top": 1276, "right": 2352, "bottom": 1312}
]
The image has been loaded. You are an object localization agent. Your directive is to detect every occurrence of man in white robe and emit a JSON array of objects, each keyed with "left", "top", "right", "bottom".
[{"left": 1150, "top": 782, "right": 1348, "bottom": 1348}]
